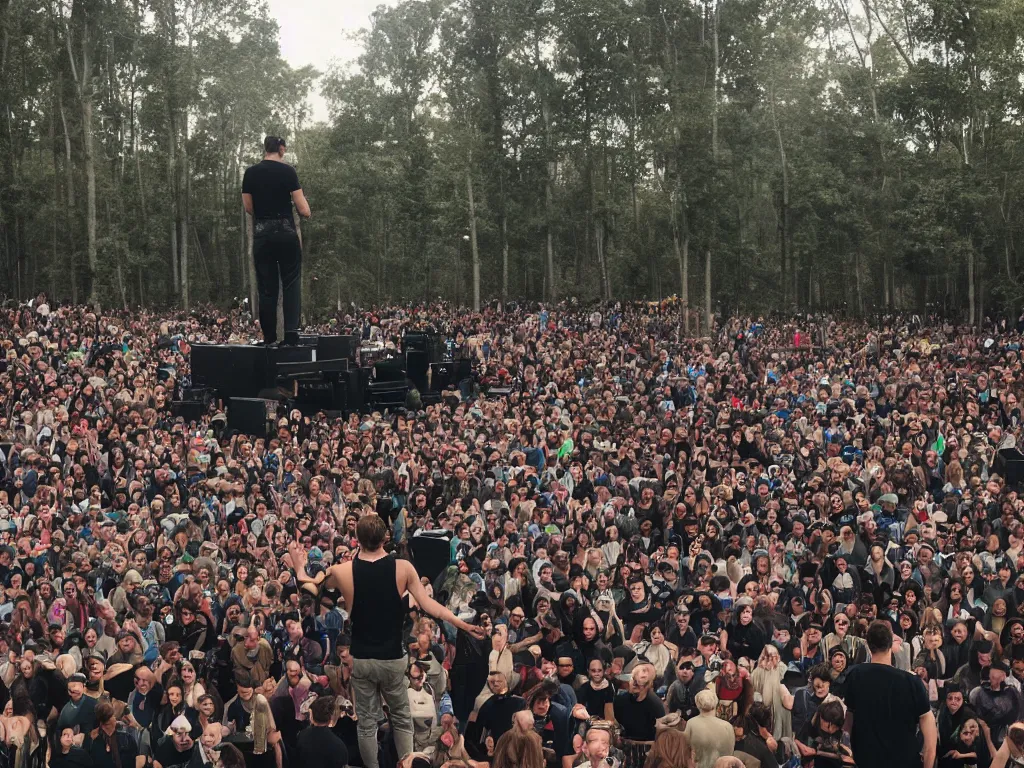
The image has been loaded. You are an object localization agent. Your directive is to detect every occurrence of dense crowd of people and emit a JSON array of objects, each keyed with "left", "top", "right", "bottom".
[{"left": 3, "top": 296, "right": 1024, "bottom": 768}]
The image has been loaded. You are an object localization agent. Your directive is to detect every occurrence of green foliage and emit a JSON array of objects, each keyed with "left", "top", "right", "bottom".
[{"left": 3, "top": 0, "right": 1024, "bottom": 319}]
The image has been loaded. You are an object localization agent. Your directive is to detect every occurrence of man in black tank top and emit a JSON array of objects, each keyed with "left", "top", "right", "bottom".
[{"left": 288, "top": 514, "right": 486, "bottom": 768}]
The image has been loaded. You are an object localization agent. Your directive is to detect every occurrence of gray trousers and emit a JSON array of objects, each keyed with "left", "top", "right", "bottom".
[{"left": 351, "top": 656, "right": 413, "bottom": 768}]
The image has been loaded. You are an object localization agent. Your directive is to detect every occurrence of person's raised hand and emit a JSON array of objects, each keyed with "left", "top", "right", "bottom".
[
  {"left": 465, "top": 624, "right": 488, "bottom": 640},
  {"left": 287, "top": 541, "right": 307, "bottom": 570}
]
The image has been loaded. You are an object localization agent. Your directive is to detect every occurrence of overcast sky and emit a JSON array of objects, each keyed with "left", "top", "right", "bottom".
[{"left": 266, "top": 0, "right": 395, "bottom": 122}]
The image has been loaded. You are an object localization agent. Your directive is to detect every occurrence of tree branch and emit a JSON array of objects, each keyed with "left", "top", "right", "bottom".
[{"left": 863, "top": 0, "right": 913, "bottom": 69}]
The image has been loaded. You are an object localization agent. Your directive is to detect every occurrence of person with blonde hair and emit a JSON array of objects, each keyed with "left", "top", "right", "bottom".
[
  {"left": 683, "top": 691, "right": 734, "bottom": 768},
  {"left": 643, "top": 729, "right": 695, "bottom": 768}
]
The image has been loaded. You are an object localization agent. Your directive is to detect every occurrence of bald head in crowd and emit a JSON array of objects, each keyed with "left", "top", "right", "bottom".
[
  {"left": 200, "top": 722, "right": 224, "bottom": 751},
  {"left": 713, "top": 759, "right": 744, "bottom": 768}
]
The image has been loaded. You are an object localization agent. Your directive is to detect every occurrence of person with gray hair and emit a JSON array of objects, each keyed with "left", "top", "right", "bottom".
[{"left": 683, "top": 691, "right": 735, "bottom": 768}]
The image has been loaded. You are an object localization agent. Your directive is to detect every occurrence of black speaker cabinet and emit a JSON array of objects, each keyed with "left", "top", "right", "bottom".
[
  {"left": 317, "top": 335, "right": 359, "bottom": 361},
  {"left": 190, "top": 344, "right": 266, "bottom": 398},
  {"left": 347, "top": 368, "right": 366, "bottom": 413},
  {"left": 410, "top": 533, "right": 453, "bottom": 582},
  {"left": 429, "top": 362, "right": 455, "bottom": 392},
  {"left": 227, "top": 398, "right": 274, "bottom": 439},
  {"left": 406, "top": 350, "right": 429, "bottom": 393}
]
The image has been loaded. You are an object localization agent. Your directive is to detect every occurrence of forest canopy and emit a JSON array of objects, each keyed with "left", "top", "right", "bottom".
[{"left": 2, "top": 0, "right": 1022, "bottom": 322}]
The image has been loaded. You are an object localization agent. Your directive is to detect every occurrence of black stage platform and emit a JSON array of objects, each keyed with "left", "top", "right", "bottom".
[{"left": 177, "top": 334, "right": 467, "bottom": 435}]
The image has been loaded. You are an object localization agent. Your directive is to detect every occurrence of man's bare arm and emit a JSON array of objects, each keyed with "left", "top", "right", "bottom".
[
  {"left": 292, "top": 189, "right": 311, "bottom": 218},
  {"left": 400, "top": 560, "right": 487, "bottom": 638},
  {"left": 242, "top": 193, "right": 253, "bottom": 215},
  {"left": 508, "top": 633, "right": 543, "bottom": 653},
  {"left": 919, "top": 710, "right": 937, "bottom": 768}
]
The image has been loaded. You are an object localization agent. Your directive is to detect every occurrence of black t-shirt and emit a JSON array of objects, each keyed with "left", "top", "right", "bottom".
[
  {"left": 577, "top": 682, "right": 615, "bottom": 718},
  {"left": 612, "top": 690, "right": 665, "bottom": 741},
  {"left": 242, "top": 160, "right": 300, "bottom": 220},
  {"left": 844, "top": 662, "right": 929, "bottom": 768},
  {"left": 476, "top": 693, "right": 526, "bottom": 741},
  {"left": 153, "top": 738, "right": 194, "bottom": 768}
]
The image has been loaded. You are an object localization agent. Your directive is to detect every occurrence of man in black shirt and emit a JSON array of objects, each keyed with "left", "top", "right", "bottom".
[
  {"left": 475, "top": 671, "right": 526, "bottom": 743},
  {"left": 843, "top": 621, "right": 936, "bottom": 768},
  {"left": 89, "top": 700, "right": 141, "bottom": 768},
  {"left": 295, "top": 695, "right": 350, "bottom": 768},
  {"left": 154, "top": 715, "right": 196, "bottom": 768},
  {"left": 613, "top": 663, "right": 665, "bottom": 743},
  {"left": 241, "top": 136, "right": 311, "bottom": 346}
]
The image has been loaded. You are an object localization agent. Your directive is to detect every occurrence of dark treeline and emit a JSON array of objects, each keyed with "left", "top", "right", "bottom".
[{"left": 3, "top": 0, "right": 1024, "bottom": 323}]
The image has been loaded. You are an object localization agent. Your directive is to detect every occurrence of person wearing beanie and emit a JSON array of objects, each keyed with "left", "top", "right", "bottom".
[
  {"left": 969, "top": 659, "right": 1023, "bottom": 745},
  {"left": 57, "top": 671, "right": 97, "bottom": 737}
]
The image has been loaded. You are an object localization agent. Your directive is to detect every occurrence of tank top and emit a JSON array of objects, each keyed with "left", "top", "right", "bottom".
[{"left": 350, "top": 556, "right": 405, "bottom": 660}]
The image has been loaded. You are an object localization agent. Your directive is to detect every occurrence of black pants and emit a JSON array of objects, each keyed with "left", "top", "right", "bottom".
[{"left": 253, "top": 218, "right": 302, "bottom": 344}]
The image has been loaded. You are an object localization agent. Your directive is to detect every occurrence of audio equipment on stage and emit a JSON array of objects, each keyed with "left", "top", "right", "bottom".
[{"left": 227, "top": 398, "right": 274, "bottom": 439}]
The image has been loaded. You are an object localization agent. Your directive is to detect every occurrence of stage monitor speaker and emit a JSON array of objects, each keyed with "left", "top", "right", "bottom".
[
  {"left": 318, "top": 335, "right": 359, "bottom": 361},
  {"left": 410, "top": 533, "right": 453, "bottom": 582},
  {"left": 404, "top": 332, "right": 432, "bottom": 354},
  {"left": 227, "top": 398, "right": 273, "bottom": 439},
  {"left": 997, "top": 448, "right": 1024, "bottom": 486},
  {"left": 190, "top": 344, "right": 267, "bottom": 399},
  {"left": 294, "top": 379, "right": 346, "bottom": 412},
  {"left": 373, "top": 357, "right": 407, "bottom": 383},
  {"left": 367, "top": 381, "right": 408, "bottom": 409},
  {"left": 259, "top": 345, "right": 314, "bottom": 388},
  {"left": 276, "top": 358, "right": 348, "bottom": 382},
  {"left": 406, "top": 350, "right": 429, "bottom": 393},
  {"left": 347, "top": 368, "right": 366, "bottom": 413},
  {"left": 429, "top": 362, "right": 455, "bottom": 392},
  {"left": 429, "top": 362, "right": 454, "bottom": 392}
]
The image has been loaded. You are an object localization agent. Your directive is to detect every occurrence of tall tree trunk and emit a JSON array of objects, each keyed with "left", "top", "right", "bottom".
[
  {"left": 682, "top": 234, "right": 690, "bottom": 334},
  {"left": 855, "top": 250, "right": 865, "bottom": 316},
  {"left": 770, "top": 85, "right": 789, "bottom": 305},
  {"left": 49, "top": 82, "right": 58, "bottom": 297},
  {"left": 168, "top": 115, "right": 179, "bottom": 295},
  {"left": 179, "top": 119, "right": 190, "bottom": 310},
  {"left": 968, "top": 248, "right": 976, "bottom": 327},
  {"left": 245, "top": 209, "right": 256, "bottom": 311},
  {"left": 705, "top": 248, "right": 713, "bottom": 333},
  {"left": 467, "top": 165, "right": 480, "bottom": 312},
  {"left": 501, "top": 209, "right": 509, "bottom": 303},
  {"left": 67, "top": 12, "right": 98, "bottom": 302},
  {"left": 711, "top": 0, "right": 719, "bottom": 162},
  {"left": 670, "top": 187, "right": 690, "bottom": 334},
  {"left": 540, "top": 93, "right": 557, "bottom": 302},
  {"left": 59, "top": 95, "right": 77, "bottom": 304},
  {"left": 705, "top": 0, "right": 719, "bottom": 332},
  {"left": 500, "top": 169, "right": 508, "bottom": 303},
  {"left": 545, "top": 162, "right": 556, "bottom": 302}
]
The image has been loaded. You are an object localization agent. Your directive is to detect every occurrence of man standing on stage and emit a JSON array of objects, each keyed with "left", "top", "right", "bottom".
[{"left": 242, "top": 135, "right": 311, "bottom": 346}]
